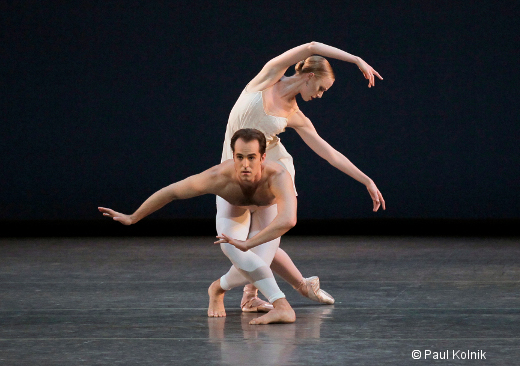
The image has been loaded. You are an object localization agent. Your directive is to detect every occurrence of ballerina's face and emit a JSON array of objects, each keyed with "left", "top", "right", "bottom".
[{"left": 301, "top": 74, "right": 335, "bottom": 102}]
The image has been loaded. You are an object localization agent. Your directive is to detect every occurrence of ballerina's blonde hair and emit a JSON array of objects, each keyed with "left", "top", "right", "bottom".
[{"left": 295, "top": 56, "right": 335, "bottom": 79}]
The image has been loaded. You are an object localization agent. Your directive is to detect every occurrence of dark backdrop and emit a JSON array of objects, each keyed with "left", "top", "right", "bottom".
[{"left": 2, "top": 2, "right": 519, "bottom": 229}]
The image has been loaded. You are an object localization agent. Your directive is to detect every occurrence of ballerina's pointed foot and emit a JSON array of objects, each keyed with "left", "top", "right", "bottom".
[
  {"left": 208, "top": 280, "right": 227, "bottom": 317},
  {"left": 248, "top": 298, "right": 295, "bottom": 325},
  {"left": 297, "top": 276, "right": 335, "bottom": 305},
  {"left": 241, "top": 297, "right": 274, "bottom": 313},
  {"left": 241, "top": 286, "right": 274, "bottom": 313}
]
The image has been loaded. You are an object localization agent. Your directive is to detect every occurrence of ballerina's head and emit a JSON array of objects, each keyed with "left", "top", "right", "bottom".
[{"left": 294, "top": 56, "right": 335, "bottom": 102}]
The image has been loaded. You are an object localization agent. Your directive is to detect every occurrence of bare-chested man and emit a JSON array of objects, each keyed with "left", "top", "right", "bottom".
[{"left": 98, "top": 128, "right": 297, "bottom": 324}]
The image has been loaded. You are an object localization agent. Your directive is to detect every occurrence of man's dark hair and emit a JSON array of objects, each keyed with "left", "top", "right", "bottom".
[{"left": 230, "top": 128, "right": 267, "bottom": 155}]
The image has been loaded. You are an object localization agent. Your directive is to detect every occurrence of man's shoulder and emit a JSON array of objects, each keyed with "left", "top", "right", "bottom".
[
  {"left": 262, "top": 162, "right": 295, "bottom": 198},
  {"left": 263, "top": 161, "right": 291, "bottom": 181},
  {"left": 192, "top": 161, "right": 234, "bottom": 194},
  {"left": 207, "top": 160, "right": 234, "bottom": 178},
  {"left": 263, "top": 160, "right": 284, "bottom": 172}
]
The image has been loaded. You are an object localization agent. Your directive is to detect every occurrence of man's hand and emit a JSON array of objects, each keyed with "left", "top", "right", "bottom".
[
  {"left": 214, "top": 233, "right": 249, "bottom": 252},
  {"left": 366, "top": 181, "right": 386, "bottom": 212},
  {"left": 98, "top": 207, "right": 134, "bottom": 225}
]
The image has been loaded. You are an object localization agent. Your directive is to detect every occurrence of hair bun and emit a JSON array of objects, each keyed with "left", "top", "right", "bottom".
[
  {"left": 293, "top": 56, "right": 335, "bottom": 79},
  {"left": 295, "top": 60, "right": 305, "bottom": 73}
]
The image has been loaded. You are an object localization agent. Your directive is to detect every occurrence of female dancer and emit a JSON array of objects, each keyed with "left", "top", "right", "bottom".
[{"left": 218, "top": 41, "right": 386, "bottom": 312}]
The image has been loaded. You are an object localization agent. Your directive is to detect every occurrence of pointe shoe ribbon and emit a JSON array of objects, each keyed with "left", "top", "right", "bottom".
[
  {"left": 241, "top": 296, "right": 274, "bottom": 313},
  {"left": 298, "top": 276, "right": 335, "bottom": 305}
]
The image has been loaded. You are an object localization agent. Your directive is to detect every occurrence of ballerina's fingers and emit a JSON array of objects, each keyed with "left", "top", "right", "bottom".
[
  {"left": 373, "top": 198, "right": 380, "bottom": 211},
  {"left": 367, "top": 68, "right": 383, "bottom": 87},
  {"left": 362, "top": 69, "right": 373, "bottom": 87},
  {"left": 379, "top": 191, "right": 386, "bottom": 210},
  {"left": 372, "top": 191, "right": 386, "bottom": 212},
  {"left": 99, "top": 207, "right": 114, "bottom": 217}
]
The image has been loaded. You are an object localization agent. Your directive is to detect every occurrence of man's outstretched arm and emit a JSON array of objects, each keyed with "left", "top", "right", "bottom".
[{"left": 99, "top": 166, "right": 220, "bottom": 225}]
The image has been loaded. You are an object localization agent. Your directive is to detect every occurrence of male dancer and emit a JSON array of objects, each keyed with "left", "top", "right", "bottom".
[{"left": 99, "top": 129, "right": 297, "bottom": 325}]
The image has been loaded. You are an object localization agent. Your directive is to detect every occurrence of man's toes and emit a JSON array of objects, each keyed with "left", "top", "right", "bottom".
[
  {"left": 209, "top": 311, "right": 225, "bottom": 318},
  {"left": 249, "top": 317, "right": 264, "bottom": 325}
]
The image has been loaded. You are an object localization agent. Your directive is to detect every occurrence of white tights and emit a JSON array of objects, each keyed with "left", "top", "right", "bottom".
[{"left": 216, "top": 196, "right": 285, "bottom": 303}]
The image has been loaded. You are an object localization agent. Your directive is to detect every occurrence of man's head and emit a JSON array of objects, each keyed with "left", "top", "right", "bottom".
[
  {"left": 230, "top": 129, "right": 267, "bottom": 182},
  {"left": 230, "top": 128, "right": 267, "bottom": 155}
]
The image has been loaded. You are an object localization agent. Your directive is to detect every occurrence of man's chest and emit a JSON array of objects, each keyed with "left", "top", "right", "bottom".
[{"left": 219, "top": 186, "right": 275, "bottom": 208}]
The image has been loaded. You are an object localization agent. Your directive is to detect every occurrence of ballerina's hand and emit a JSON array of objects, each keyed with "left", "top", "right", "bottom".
[
  {"left": 357, "top": 58, "right": 383, "bottom": 88},
  {"left": 98, "top": 207, "right": 133, "bottom": 225},
  {"left": 366, "top": 182, "right": 386, "bottom": 212},
  {"left": 214, "top": 234, "right": 249, "bottom": 252}
]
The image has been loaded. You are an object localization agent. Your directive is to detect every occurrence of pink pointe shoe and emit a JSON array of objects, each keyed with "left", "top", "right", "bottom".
[
  {"left": 241, "top": 288, "right": 274, "bottom": 313},
  {"left": 297, "top": 276, "right": 335, "bottom": 305}
]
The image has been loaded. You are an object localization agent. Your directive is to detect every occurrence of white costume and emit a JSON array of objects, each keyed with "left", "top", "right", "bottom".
[{"left": 217, "top": 85, "right": 298, "bottom": 303}]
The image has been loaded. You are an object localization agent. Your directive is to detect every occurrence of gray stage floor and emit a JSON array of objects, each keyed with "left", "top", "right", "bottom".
[{"left": 1, "top": 236, "right": 519, "bottom": 365}]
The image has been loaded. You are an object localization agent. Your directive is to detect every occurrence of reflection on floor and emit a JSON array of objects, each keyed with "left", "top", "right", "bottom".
[{"left": 1, "top": 236, "right": 519, "bottom": 365}]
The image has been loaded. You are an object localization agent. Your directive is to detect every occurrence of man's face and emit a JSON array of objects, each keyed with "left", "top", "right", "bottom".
[{"left": 233, "top": 138, "right": 265, "bottom": 182}]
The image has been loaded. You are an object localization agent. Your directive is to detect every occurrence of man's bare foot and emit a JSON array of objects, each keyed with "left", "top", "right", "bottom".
[
  {"left": 208, "top": 279, "right": 226, "bottom": 317},
  {"left": 249, "top": 298, "right": 295, "bottom": 325}
]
